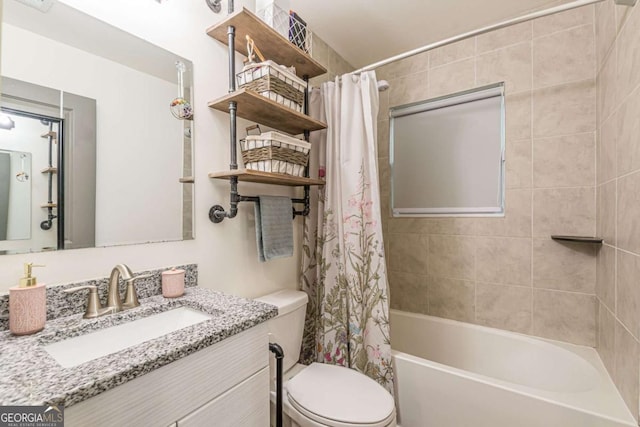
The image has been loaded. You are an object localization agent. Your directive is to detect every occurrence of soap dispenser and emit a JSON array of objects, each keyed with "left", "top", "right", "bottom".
[{"left": 9, "top": 263, "right": 46, "bottom": 335}]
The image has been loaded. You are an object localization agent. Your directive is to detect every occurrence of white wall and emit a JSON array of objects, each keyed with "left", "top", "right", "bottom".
[
  {"left": 0, "top": 0, "right": 302, "bottom": 297},
  {"left": 0, "top": 114, "right": 57, "bottom": 252},
  {"left": 2, "top": 23, "right": 183, "bottom": 246}
]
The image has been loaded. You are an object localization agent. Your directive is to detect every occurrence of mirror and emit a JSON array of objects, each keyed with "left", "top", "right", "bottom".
[
  {"left": 0, "top": 0, "right": 194, "bottom": 254},
  {"left": 0, "top": 149, "right": 32, "bottom": 241}
]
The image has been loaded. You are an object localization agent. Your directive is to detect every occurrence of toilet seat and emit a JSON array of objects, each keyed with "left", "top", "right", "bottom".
[{"left": 286, "top": 363, "right": 395, "bottom": 427}]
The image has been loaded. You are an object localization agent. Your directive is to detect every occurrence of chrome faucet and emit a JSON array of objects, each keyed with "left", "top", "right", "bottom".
[{"left": 107, "top": 264, "right": 151, "bottom": 312}]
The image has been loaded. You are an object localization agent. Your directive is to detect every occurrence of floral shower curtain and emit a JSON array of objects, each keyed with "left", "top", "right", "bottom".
[{"left": 300, "top": 72, "right": 393, "bottom": 393}]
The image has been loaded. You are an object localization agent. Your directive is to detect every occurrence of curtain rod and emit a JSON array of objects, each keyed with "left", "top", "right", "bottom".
[{"left": 352, "top": 0, "right": 606, "bottom": 75}]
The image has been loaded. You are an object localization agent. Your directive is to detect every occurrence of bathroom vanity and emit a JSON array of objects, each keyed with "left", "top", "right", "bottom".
[{"left": 0, "top": 284, "right": 277, "bottom": 427}]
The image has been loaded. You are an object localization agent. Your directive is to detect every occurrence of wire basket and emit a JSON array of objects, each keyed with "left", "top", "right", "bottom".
[
  {"left": 240, "top": 127, "right": 311, "bottom": 176},
  {"left": 237, "top": 61, "right": 306, "bottom": 112},
  {"left": 257, "top": 2, "right": 312, "bottom": 55}
]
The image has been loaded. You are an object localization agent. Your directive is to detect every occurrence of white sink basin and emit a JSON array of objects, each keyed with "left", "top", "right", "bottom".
[{"left": 44, "top": 307, "right": 213, "bottom": 368}]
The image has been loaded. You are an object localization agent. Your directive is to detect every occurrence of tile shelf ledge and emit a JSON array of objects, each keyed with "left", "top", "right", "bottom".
[{"left": 550, "top": 235, "right": 603, "bottom": 244}]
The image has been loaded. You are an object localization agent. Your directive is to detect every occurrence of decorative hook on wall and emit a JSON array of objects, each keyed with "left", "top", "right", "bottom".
[
  {"left": 205, "top": 0, "right": 222, "bottom": 13},
  {"left": 170, "top": 61, "right": 193, "bottom": 120},
  {"left": 15, "top": 154, "right": 29, "bottom": 182}
]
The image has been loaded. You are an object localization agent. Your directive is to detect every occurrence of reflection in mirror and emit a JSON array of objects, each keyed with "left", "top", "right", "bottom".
[
  {"left": 0, "top": 149, "right": 31, "bottom": 242},
  {"left": 0, "top": 0, "right": 194, "bottom": 254}
]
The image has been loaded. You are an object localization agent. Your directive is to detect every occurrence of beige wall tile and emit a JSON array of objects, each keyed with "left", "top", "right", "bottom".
[
  {"left": 476, "top": 189, "right": 532, "bottom": 237},
  {"left": 388, "top": 218, "right": 433, "bottom": 234},
  {"left": 614, "top": 320, "right": 640, "bottom": 419},
  {"left": 427, "top": 276, "right": 475, "bottom": 322},
  {"left": 389, "top": 270, "right": 428, "bottom": 314},
  {"left": 378, "top": 157, "right": 390, "bottom": 207},
  {"left": 617, "top": 250, "right": 640, "bottom": 338},
  {"left": 533, "top": 4, "right": 594, "bottom": 38},
  {"left": 533, "top": 187, "right": 595, "bottom": 237},
  {"left": 616, "top": 4, "right": 640, "bottom": 104},
  {"left": 596, "top": 244, "right": 616, "bottom": 312},
  {"left": 618, "top": 171, "right": 640, "bottom": 254},
  {"left": 380, "top": 52, "right": 429, "bottom": 80},
  {"left": 377, "top": 119, "right": 389, "bottom": 158},
  {"left": 599, "top": 115, "right": 617, "bottom": 184},
  {"left": 533, "top": 25, "right": 595, "bottom": 89},
  {"left": 427, "top": 218, "right": 478, "bottom": 236},
  {"left": 532, "top": 239, "right": 596, "bottom": 293},
  {"left": 597, "top": 301, "right": 616, "bottom": 378},
  {"left": 389, "top": 71, "right": 429, "bottom": 108},
  {"left": 533, "top": 289, "right": 596, "bottom": 345},
  {"left": 506, "top": 139, "right": 532, "bottom": 189},
  {"left": 506, "top": 92, "right": 532, "bottom": 141},
  {"left": 389, "top": 233, "right": 428, "bottom": 275},
  {"left": 378, "top": 90, "right": 389, "bottom": 122},
  {"left": 476, "top": 283, "right": 532, "bottom": 334},
  {"left": 597, "top": 180, "right": 616, "bottom": 245},
  {"left": 477, "top": 237, "right": 532, "bottom": 286},
  {"left": 477, "top": 21, "right": 532, "bottom": 54},
  {"left": 532, "top": 79, "right": 596, "bottom": 138},
  {"left": 428, "top": 235, "right": 475, "bottom": 281},
  {"left": 429, "top": 39, "right": 475, "bottom": 68},
  {"left": 533, "top": 133, "right": 595, "bottom": 188},
  {"left": 615, "top": 87, "right": 640, "bottom": 176},
  {"left": 428, "top": 58, "right": 475, "bottom": 98},
  {"left": 596, "top": 0, "right": 616, "bottom": 70},
  {"left": 329, "top": 51, "right": 354, "bottom": 77},
  {"left": 476, "top": 42, "right": 532, "bottom": 93},
  {"left": 597, "top": 46, "right": 617, "bottom": 127},
  {"left": 311, "top": 35, "right": 330, "bottom": 70}
]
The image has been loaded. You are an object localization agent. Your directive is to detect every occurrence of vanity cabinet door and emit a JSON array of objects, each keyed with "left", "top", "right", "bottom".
[
  {"left": 65, "top": 325, "right": 269, "bottom": 427},
  {"left": 177, "top": 367, "right": 269, "bottom": 427}
]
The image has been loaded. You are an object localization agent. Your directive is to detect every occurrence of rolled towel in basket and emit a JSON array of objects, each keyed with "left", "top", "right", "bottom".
[{"left": 255, "top": 195, "right": 293, "bottom": 262}]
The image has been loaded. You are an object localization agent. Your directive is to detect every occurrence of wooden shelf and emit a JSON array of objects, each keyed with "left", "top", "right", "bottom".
[
  {"left": 41, "top": 203, "right": 57, "bottom": 208},
  {"left": 551, "top": 235, "right": 603, "bottom": 244},
  {"left": 206, "top": 8, "right": 326, "bottom": 79},
  {"left": 209, "top": 169, "right": 325, "bottom": 186},
  {"left": 208, "top": 89, "right": 326, "bottom": 135},
  {"left": 41, "top": 167, "right": 58, "bottom": 174}
]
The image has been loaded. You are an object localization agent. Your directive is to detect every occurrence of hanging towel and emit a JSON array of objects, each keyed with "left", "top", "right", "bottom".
[{"left": 255, "top": 195, "right": 293, "bottom": 262}]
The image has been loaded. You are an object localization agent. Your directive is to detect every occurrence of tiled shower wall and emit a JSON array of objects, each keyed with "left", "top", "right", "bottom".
[
  {"left": 309, "top": 34, "right": 355, "bottom": 87},
  {"left": 595, "top": 0, "right": 640, "bottom": 420},
  {"left": 377, "top": 6, "right": 599, "bottom": 346}
]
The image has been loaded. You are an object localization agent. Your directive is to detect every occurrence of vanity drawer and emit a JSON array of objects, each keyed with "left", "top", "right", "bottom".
[
  {"left": 177, "top": 367, "right": 269, "bottom": 427},
  {"left": 66, "top": 324, "right": 268, "bottom": 427}
]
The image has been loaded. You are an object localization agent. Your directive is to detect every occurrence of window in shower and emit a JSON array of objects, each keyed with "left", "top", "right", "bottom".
[{"left": 390, "top": 83, "right": 505, "bottom": 217}]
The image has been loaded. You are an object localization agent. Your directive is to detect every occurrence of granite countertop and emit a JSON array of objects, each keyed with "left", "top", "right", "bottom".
[{"left": 0, "top": 287, "right": 277, "bottom": 408}]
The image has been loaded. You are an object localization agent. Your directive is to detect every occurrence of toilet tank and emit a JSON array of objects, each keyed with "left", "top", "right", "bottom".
[{"left": 255, "top": 289, "right": 309, "bottom": 373}]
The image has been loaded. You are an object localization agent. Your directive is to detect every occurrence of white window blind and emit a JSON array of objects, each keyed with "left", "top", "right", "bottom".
[{"left": 390, "top": 83, "right": 505, "bottom": 216}]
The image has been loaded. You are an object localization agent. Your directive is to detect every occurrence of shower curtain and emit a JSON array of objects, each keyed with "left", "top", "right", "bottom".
[{"left": 300, "top": 71, "right": 394, "bottom": 393}]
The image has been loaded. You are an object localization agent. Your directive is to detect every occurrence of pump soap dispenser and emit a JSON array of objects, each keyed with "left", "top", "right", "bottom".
[{"left": 9, "top": 263, "right": 46, "bottom": 335}]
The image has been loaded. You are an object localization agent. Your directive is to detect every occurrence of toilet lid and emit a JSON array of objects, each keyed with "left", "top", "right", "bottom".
[{"left": 286, "top": 363, "right": 395, "bottom": 427}]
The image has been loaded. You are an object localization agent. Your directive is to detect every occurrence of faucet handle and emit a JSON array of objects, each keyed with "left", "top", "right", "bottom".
[
  {"left": 64, "top": 285, "right": 115, "bottom": 319},
  {"left": 122, "top": 274, "right": 151, "bottom": 309}
]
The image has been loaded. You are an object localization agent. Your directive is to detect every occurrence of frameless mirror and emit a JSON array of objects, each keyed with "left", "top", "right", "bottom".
[{"left": 0, "top": 0, "right": 194, "bottom": 254}]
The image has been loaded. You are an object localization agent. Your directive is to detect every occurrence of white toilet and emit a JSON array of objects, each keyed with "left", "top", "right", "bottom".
[{"left": 256, "top": 289, "right": 397, "bottom": 427}]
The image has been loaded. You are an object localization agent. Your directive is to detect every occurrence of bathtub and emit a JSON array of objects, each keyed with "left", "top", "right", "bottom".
[{"left": 390, "top": 309, "right": 637, "bottom": 427}]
